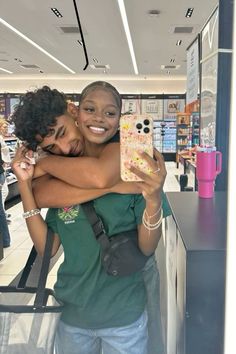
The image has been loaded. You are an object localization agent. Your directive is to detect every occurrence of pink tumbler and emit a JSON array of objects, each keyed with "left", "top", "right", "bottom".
[{"left": 196, "top": 147, "right": 222, "bottom": 198}]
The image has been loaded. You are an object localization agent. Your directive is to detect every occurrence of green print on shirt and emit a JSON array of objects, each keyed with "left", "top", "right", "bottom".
[{"left": 58, "top": 205, "right": 80, "bottom": 223}]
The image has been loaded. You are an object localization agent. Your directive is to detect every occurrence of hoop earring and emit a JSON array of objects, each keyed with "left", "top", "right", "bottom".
[{"left": 75, "top": 121, "right": 79, "bottom": 127}]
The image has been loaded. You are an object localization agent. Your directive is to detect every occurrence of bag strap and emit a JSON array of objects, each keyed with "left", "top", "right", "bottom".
[
  {"left": 34, "top": 228, "right": 54, "bottom": 307},
  {"left": 17, "top": 228, "right": 54, "bottom": 308},
  {"left": 81, "top": 201, "right": 110, "bottom": 249},
  {"left": 17, "top": 246, "right": 37, "bottom": 289}
]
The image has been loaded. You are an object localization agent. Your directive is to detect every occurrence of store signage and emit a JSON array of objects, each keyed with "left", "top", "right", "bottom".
[{"left": 186, "top": 38, "right": 199, "bottom": 104}]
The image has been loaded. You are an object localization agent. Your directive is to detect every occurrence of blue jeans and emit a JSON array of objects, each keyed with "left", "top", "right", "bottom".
[
  {"left": 143, "top": 255, "right": 164, "bottom": 354},
  {"left": 55, "top": 311, "right": 148, "bottom": 354},
  {"left": 0, "top": 173, "right": 11, "bottom": 247}
]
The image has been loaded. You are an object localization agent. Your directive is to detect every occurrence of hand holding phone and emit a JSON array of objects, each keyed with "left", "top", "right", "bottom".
[{"left": 120, "top": 114, "right": 153, "bottom": 181}]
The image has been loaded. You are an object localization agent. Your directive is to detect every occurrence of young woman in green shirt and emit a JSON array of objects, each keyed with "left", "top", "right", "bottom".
[{"left": 12, "top": 82, "right": 170, "bottom": 354}]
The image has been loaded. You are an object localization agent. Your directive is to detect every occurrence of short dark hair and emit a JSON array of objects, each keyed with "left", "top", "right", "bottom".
[
  {"left": 79, "top": 81, "right": 122, "bottom": 115},
  {"left": 11, "top": 86, "right": 67, "bottom": 150}
]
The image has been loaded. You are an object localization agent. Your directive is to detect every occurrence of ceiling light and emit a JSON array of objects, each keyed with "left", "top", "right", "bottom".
[
  {"left": 176, "top": 40, "right": 182, "bottom": 46},
  {"left": 147, "top": 10, "right": 161, "bottom": 17},
  {"left": 161, "top": 64, "right": 180, "bottom": 70},
  {"left": 117, "top": 0, "right": 138, "bottom": 75},
  {"left": 0, "top": 67, "right": 12, "bottom": 74},
  {"left": 21, "top": 64, "right": 40, "bottom": 69},
  {"left": 90, "top": 64, "right": 110, "bottom": 70},
  {"left": 0, "top": 17, "right": 75, "bottom": 74},
  {"left": 186, "top": 8, "right": 194, "bottom": 18},
  {"left": 51, "top": 8, "right": 63, "bottom": 18}
]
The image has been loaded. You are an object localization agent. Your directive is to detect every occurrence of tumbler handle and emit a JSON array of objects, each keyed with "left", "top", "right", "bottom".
[{"left": 216, "top": 151, "right": 222, "bottom": 175}]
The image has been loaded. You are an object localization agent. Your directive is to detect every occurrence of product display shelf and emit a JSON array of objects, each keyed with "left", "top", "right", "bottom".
[
  {"left": 153, "top": 120, "right": 177, "bottom": 161},
  {"left": 176, "top": 113, "right": 192, "bottom": 167},
  {"left": 4, "top": 137, "right": 19, "bottom": 201},
  {"left": 191, "top": 112, "right": 200, "bottom": 146}
]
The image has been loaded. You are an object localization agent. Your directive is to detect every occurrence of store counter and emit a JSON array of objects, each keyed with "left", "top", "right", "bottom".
[{"left": 165, "top": 192, "right": 226, "bottom": 354}]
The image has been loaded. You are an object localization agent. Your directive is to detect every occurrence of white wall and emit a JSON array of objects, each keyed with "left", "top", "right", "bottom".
[{"left": 0, "top": 74, "right": 187, "bottom": 94}]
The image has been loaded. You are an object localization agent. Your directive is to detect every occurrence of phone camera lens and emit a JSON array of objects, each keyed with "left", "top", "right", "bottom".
[
  {"left": 136, "top": 123, "right": 142, "bottom": 129},
  {"left": 144, "top": 127, "right": 150, "bottom": 134},
  {"left": 144, "top": 119, "right": 150, "bottom": 126}
]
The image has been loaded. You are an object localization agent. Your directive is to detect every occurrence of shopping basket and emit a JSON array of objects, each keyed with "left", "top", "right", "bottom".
[{"left": 0, "top": 228, "right": 63, "bottom": 354}]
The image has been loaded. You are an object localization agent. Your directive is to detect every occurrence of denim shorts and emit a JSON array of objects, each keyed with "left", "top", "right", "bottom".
[{"left": 55, "top": 311, "right": 148, "bottom": 354}]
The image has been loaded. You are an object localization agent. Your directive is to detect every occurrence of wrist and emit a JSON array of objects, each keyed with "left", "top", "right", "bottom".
[
  {"left": 18, "top": 179, "right": 33, "bottom": 191},
  {"left": 145, "top": 195, "right": 162, "bottom": 213}
]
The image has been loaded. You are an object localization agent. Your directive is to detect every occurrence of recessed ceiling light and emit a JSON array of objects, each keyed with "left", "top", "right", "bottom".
[
  {"left": 90, "top": 64, "right": 110, "bottom": 70},
  {"left": 186, "top": 8, "right": 194, "bottom": 18},
  {"left": 161, "top": 64, "right": 180, "bottom": 70},
  {"left": 51, "top": 8, "right": 63, "bottom": 18},
  {"left": 147, "top": 10, "right": 161, "bottom": 17}
]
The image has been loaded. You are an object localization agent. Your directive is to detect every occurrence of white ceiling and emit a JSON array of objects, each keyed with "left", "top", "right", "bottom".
[{"left": 0, "top": 0, "right": 217, "bottom": 92}]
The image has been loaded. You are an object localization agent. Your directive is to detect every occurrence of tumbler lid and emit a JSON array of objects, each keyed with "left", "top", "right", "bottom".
[{"left": 197, "top": 146, "right": 216, "bottom": 152}]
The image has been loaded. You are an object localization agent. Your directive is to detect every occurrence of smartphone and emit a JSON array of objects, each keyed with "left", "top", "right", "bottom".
[{"left": 120, "top": 114, "right": 153, "bottom": 181}]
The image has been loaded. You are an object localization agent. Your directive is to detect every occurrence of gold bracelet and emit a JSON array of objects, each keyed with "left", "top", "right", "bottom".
[{"left": 22, "top": 208, "right": 40, "bottom": 219}]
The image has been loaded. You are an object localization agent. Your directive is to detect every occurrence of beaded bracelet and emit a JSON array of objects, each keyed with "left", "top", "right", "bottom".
[
  {"left": 142, "top": 208, "right": 163, "bottom": 231},
  {"left": 22, "top": 208, "right": 41, "bottom": 219}
]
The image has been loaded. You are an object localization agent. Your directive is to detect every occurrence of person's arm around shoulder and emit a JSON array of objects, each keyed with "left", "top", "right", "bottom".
[
  {"left": 33, "top": 142, "right": 120, "bottom": 189},
  {"left": 33, "top": 174, "right": 142, "bottom": 209}
]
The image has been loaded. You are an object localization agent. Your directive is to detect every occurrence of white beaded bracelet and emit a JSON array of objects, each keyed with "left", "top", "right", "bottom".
[
  {"left": 142, "top": 208, "right": 163, "bottom": 231},
  {"left": 22, "top": 208, "right": 41, "bottom": 219},
  {"left": 144, "top": 202, "right": 162, "bottom": 219}
]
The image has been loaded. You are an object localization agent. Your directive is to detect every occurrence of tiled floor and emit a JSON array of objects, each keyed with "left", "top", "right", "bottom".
[{"left": 0, "top": 161, "right": 182, "bottom": 288}]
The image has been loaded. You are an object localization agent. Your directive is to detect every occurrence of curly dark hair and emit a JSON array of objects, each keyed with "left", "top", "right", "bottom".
[{"left": 11, "top": 86, "right": 67, "bottom": 151}]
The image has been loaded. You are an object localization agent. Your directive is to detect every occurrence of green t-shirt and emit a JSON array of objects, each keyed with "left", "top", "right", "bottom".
[{"left": 46, "top": 192, "right": 171, "bottom": 329}]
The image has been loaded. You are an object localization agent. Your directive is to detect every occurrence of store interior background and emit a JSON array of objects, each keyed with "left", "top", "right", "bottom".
[{"left": 0, "top": 1, "right": 235, "bottom": 353}]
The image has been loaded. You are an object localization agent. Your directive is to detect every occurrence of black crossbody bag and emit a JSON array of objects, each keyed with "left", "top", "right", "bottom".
[{"left": 81, "top": 201, "right": 150, "bottom": 277}]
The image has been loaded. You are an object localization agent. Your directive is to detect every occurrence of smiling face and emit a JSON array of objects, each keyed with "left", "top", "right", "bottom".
[
  {"left": 78, "top": 88, "right": 120, "bottom": 145},
  {"left": 37, "top": 105, "right": 85, "bottom": 157}
]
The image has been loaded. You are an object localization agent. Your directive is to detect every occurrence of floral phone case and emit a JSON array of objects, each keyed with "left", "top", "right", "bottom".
[{"left": 120, "top": 114, "right": 153, "bottom": 181}]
